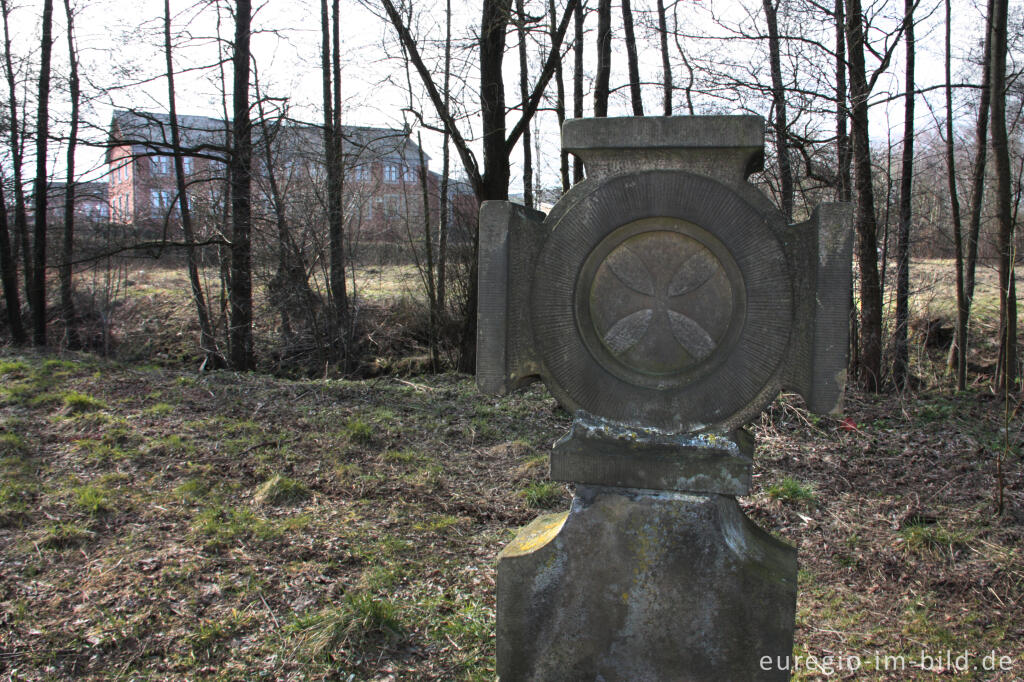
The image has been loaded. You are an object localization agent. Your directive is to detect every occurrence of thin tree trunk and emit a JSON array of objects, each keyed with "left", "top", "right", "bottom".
[
  {"left": 380, "top": 0, "right": 578, "bottom": 371},
  {"left": 165, "top": 0, "right": 221, "bottom": 367},
  {"left": 594, "top": 0, "right": 611, "bottom": 117},
  {"left": 944, "top": 0, "right": 967, "bottom": 389},
  {"left": 763, "top": 0, "right": 793, "bottom": 221},
  {"left": 621, "top": 0, "right": 643, "bottom": 115},
  {"left": 551, "top": 0, "right": 569, "bottom": 192},
  {"left": 835, "top": 0, "right": 856, "bottom": 373},
  {"left": 892, "top": 0, "right": 914, "bottom": 389},
  {"left": 60, "top": 0, "right": 79, "bottom": 349},
  {"left": 990, "top": 0, "right": 1016, "bottom": 391},
  {"left": 834, "top": 0, "right": 850, "bottom": 203},
  {"left": 960, "top": 0, "right": 994, "bottom": 380},
  {"left": 30, "top": 0, "right": 54, "bottom": 346},
  {"left": 672, "top": 3, "right": 696, "bottom": 114},
  {"left": 2, "top": 0, "right": 30, "bottom": 305},
  {"left": 437, "top": 0, "right": 452, "bottom": 315},
  {"left": 331, "top": 0, "right": 348, "bottom": 360},
  {"left": 417, "top": 134, "right": 438, "bottom": 370},
  {"left": 515, "top": 0, "right": 533, "bottom": 208},
  {"left": 0, "top": 180, "right": 24, "bottom": 343},
  {"left": 846, "top": 0, "right": 883, "bottom": 390},
  {"left": 657, "top": 0, "right": 672, "bottom": 115},
  {"left": 573, "top": 0, "right": 584, "bottom": 182},
  {"left": 322, "top": 0, "right": 348, "bottom": 363},
  {"left": 228, "top": 0, "right": 253, "bottom": 370}
]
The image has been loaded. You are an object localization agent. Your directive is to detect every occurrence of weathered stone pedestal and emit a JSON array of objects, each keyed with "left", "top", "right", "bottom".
[
  {"left": 498, "top": 485, "right": 796, "bottom": 681},
  {"left": 476, "top": 115, "right": 852, "bottom": 682}
]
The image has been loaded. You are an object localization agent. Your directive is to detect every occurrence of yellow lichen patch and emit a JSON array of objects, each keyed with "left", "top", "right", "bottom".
[{"left": 502, "top": 512, "right": 569, "bottom": 558}]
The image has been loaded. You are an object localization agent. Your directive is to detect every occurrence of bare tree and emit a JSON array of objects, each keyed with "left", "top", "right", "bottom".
[
  {"left": 621, "top": 0, "right": 643, "bottom": 115},
  {"left": 944, "top": 0, "right": 966, "bottom": 389},
  {"left": 59, "top": 0, "right": 80, "bottom": 348},
  {"left": 164, "top": 0, "right": 222, "bottom": 368},
  {"left": 30, "top": 0, "right": 54, "bottom": 345},
  {"left": 950, "top": 0, "right": 994, "bottom": 388},
  {"left": 656, "top": 0, "right": 672, "bottom": 115},
  {"left": 594, "top": 0, "right": 611, "bottom": 116},
  {"left": 228, "top": 0, "right": 253, "bottom": 370},
  {"left": 892, "top": 0, "right": 915, "bottom": 389},
  {"left": 515, "top": 0, "right": 534, "bottom": 207},
  {"left": 323, "top": 0, "right": 348, "bottom": 362},
  {"left": 573, "top": 0, "right": 585, "bottom": 182},
  {"left": 0, "top": 176, "right": 24, "bottom": 343},
  {"left": 379, "top": 0, "right": 579, "bottom": 370},
  {"left": 845, "top": 0, "right": 901, "bottom": 391},
  {"left": 989, "top": 0, "right": 1016, "bottom": 391},
  {"left": 763, "top": 0, "right": 793, "bottom": 221},
  {"left": 2, "top": 0, "right": 30, "bottom": 305}
]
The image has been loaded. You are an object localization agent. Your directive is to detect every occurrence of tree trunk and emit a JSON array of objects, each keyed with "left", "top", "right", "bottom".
[
  {"left": 380, "top": 0, "right": 579, "bottom": 371},
  {"left": 834, "top": 0, "right": 850, "bottom": 203},
  {"left": 60, "top": 0, "right": 79, "bottom": 349},
  {"left": 551, "top": 0, "right": 570, "bottom": 192},
  {"left": 0, "top": 180, "right": 24, "bottom": 343},
  {"left": 944, "top": 0, "right": 966, "bottom": 390},
  {"left": 165, "top": 0, "right": 222, "bottom": 368},
  {"left": 835, "top": 0, "right": 857, "bottom": 375},
  {"left": 846, "top": 0, "right": 883, "bottom": 391},
  {"left": 228, "top": 0, "right": 253, "bottom": 370},
  {"left": 892, "top": 0, "right": 914, "bottom": 389},
  {"left": 990, "top": 0, "right": 1016, "bottom": 391},
  {"left": 594, "top": 0, "right": 611, "bottom": 117},
  {"left": 437, "top": 0, "right": 452, "bottom": 314},
  {"left": 621, "top": 0, "right": 643, "bottom": 115},
  {"left": 515, "top": 0, "right": 533, "bottom": 207},
  {"left": 2, "top": 0, "right": 31, "bottom": 307},
  {"left": 573, "top": 0, "right": 585, "bottom": 182},
  {"left": 763, "top": 0, "right": 793, "bottom": 221},
  {"left": 30, "top": 0, "right": 54, "bottom": 346},
  {"left": 329, "top": 0, "right": 348, "bottom": 362},
  {"left": 657, "top": 0, "right": 672, "bottom": 116}
]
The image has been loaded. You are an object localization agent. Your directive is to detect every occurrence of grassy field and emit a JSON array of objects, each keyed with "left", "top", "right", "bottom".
[
  {"left": 0, "top": 350, "right": 1021, "bottom": 680},
  {"left": 0, "top": 257, "right": 1022, "bottom": 679}
]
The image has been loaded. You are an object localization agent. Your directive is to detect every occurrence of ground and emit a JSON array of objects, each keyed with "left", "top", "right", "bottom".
[
  {"left": 0, "top": 351, "right": 1021, "bottom": 680},
  {"left": 0, "top": 258, "right": 1022, "bottom": 680}
]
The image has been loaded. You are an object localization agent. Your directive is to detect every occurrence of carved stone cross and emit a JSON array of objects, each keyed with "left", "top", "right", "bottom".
[{"left": 477, "top": 116, "right": 853, "bottom": 681}]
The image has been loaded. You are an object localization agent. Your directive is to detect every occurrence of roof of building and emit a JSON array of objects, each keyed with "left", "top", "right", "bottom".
[{"left": 107, "top": 109, "right": 428, "bottom": 165}]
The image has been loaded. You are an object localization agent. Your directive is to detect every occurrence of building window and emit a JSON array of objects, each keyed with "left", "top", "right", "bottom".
[
  {"left": 153, "top": 155, "right": 172, "bottom": 175},
  {"left": 182, "top": 156, "right": 193, "bottom": 175},
  {"left": 353, "top": 165, "right": 369, "bottom": 181},
  {"left": 150, "top": 189, "right": 173, "bottom": 217},
  {"left": 403, "top": 165, "right": 416, "bottom": 182},
  {"left": 383, "top": 164, "right": 400, "bottom": 183}
]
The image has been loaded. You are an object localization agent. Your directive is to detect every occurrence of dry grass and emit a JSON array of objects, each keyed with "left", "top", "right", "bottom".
[{"left": 0, "top": 350, "right": 1021, "bottom": 680}]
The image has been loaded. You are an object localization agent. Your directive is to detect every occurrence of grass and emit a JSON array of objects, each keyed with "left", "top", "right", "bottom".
[
  {"left": 767, "top": 476, "right": 817, "bottom": 505},
  {"left": 0, "top": 432, "right": 27, "bottom": 457},
  {"left": 519, "top": 481, "right": 565, "bottom": 508},
  {"left": 343, "top": 417, "right": 374, "bottom": 444},
  {"left": 288, "top": 590, "right": 405, "bottom": 661},
  {"left": 72, "top": 483, "right": 114, "bottom": 515},
  {"left": 253, "top": 474, "right": 310, "bottom": 506},
  {"left": 0, "top": 345, "right": 1020, "bottom": 680}
]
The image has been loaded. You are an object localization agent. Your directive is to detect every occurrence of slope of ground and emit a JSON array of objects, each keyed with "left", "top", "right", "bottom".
[{"left": 0, "top": 350, "right": 1021, "bottom": 680}]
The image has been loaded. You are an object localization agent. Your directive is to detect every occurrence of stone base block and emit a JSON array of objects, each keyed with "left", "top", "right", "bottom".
[
  {"left": 497, "top": 486, "right": 796, "bottom": 681},
  {"left": 550, "top": 416, "right": 753, "bottom": 494}
]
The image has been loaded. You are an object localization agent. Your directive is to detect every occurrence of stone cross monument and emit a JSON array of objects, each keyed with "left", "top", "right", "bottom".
[{"left": 477, "top": 116, "right": 852, "bottom": 681}]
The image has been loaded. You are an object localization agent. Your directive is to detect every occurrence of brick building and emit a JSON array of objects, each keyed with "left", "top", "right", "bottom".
[{"left": 106, "top": 109, "right": 476, "bottom": 247}]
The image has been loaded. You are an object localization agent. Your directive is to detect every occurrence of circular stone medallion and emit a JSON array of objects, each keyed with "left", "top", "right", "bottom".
[
  {"left": 531, "top": 170, "right": 793, "bottom": 433},
  {"left": 576, "top": 219, "right": 743, "bottom": 389}
]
